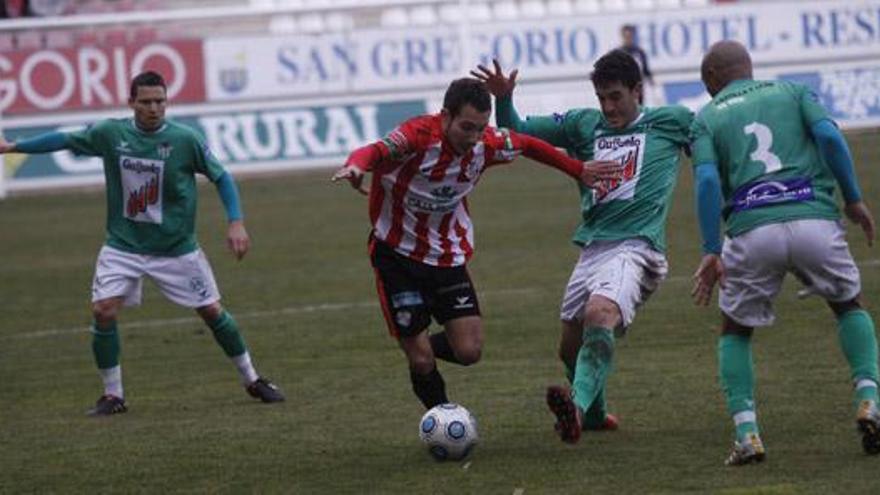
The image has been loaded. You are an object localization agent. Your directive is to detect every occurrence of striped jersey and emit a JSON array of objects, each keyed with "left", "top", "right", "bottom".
[{"left": 348, "top": 114, "right": 581, "bottom": 267}]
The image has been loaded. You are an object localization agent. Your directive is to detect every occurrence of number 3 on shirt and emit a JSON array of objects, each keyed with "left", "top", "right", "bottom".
[{"left": 743, "top": 122, "right": 783, "bottom": 173}]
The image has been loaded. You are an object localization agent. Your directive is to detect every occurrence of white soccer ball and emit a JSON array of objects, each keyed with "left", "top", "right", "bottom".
[{"left": 418, "top": 403, "right": 478, "bottom": 461}]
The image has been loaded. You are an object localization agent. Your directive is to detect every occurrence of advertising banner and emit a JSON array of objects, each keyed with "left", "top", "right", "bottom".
[
  {"left": 0, "top": 40, "right": 207, "bottom": 115},
  {"left": 205, "top": 0, "right": 880, "bottom": 101}
]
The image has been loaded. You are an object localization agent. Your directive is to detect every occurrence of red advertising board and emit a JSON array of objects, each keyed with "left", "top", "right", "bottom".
[{"left": 0, "top": 39, "right": 206, "bottom": 115}]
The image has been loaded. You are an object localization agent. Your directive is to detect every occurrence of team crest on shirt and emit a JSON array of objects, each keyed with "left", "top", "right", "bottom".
[
  {"left": 120, "top": 155, "right": 164, "bottom": 224},
  {"left": 157, "top": 142, "right": 173, "bottom": 159},
  {"left": 592, "top": 133, "right": 646, "bottom": 203}
]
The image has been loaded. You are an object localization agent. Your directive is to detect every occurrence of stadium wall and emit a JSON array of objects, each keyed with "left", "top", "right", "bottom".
[{"left": 1, "top": 0, "right": 878, "bottom": 192}]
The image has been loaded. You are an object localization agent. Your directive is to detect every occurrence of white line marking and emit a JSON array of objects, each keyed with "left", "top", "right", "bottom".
[
  {"left": 11, "top": 258, "right": 880, "bottom": 341},
  {"left": 513, "top": 488, "right": 524, "bottom": 495},
  {"left": 9, "top": 288, "right": 539, "bottom": 340}
]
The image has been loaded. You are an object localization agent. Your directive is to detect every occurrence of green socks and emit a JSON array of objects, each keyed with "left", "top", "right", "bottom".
[
  {"left": 209, "top": 310, "right": 248, "bottom": 358},
  {"left": 837, "top": 309, "right": 880, "bottom": 404},
  {"left": 91, "top": 321, "right": 120, "bottom": 369},
  {"left": 719, "top": 334, "right": 758, "bottom": 439},
  {"left": 572, "top": 327, "right": 614, "bottom": 415},
  {"left": 564, "top": 360, "right": 608, "bottom": 428}
]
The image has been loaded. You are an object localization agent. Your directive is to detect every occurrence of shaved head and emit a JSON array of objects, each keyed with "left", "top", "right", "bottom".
[{"left": 701, "top": 40, "right": 753, "bottom": 97}]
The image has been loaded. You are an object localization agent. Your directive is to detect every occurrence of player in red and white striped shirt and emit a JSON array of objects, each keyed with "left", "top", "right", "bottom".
[{"left": 333, "top": 78, "right": 622, "bottom": 410}]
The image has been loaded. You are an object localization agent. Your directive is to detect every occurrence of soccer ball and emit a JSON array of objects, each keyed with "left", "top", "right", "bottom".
[{"left": 418, "top": 403, "right": 478, "bottom": 461}]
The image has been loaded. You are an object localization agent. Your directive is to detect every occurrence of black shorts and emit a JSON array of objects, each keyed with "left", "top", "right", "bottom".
[{"left": 369, "top": 238, "right": 481, "bottom": 338}]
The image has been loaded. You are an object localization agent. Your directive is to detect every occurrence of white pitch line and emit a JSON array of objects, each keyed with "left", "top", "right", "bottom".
[
  {"left": 9, "top": 287, "right": 540, "bottom": 340},
  {"left": 11, "top": 258, "right": 880, "bottom": 341}
]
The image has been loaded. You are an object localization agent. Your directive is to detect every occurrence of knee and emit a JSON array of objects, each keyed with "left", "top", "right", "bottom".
[
  {"left": 409, "top": 354, "right": 437, "bottom": 375},
  {"left": 583, "top": 299, "right": 620, "bottom": 328},
  {"left": 197, "top": 303, "right": 224, "bottom": 325},
  {"left": 92, "top": 300, "right": 119, "bottom": 325},
  {"left": 829, "top": 297, "right": 863, "bottom": 318},
  {"left": 455, "top": 345, "right": 482, "bottom": 366}
]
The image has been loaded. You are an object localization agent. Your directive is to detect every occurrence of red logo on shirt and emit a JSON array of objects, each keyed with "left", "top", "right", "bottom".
[{"left": 127, "top": 175, "right": 160, "bottom": 217}]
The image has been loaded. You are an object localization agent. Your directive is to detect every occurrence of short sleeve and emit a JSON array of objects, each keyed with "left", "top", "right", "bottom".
[
  {"left": 796, "top": 83, "right": 831, "bottom": 127},
  {"left": 380, "top": 118, "right": 422, "bottom": 162},
  {"left": 192, "top": 131, "right": 226, "bottom": 182},
  {"left": 689, "top": 114, "right": 717, "bottom": 167},
  {"left": 64, "top": 120, "right": 111, "bottom": 156},
  {"left": 518, "top": 109, "right": 584, "bottom": 148}
]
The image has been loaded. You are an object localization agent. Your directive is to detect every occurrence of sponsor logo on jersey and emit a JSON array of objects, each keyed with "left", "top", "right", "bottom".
[
  {"left": 119, "top": 155, "right": 164, "bottom": 224},
  {"left": 431, "top": 185, "right": 457, "bottom": 201},
  {"left": 729, "top": 177, "right": 814, "bottom": 212},
  {"left": 592, "top": 133, "right": 646, "bottom": 203},
  {"left": 116, "top": 140, "right": 131, "bottom": 153}
]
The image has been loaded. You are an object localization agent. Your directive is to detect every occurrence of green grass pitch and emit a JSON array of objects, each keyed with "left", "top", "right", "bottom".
[{"left": 1, "top": 130, "right": 878, "bottom": 493}]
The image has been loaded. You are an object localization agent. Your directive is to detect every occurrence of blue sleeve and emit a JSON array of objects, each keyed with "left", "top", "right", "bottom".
[
  {"left": 694, "top": 163, "right": 723, "bottom": 255},
  {"left": 13, "top": 132, "right": 68, "bottom": 153},
  {"left": 214, "top": 171, "right": 243, "bottom": 222},
  {"left": 810, "top": 119, "right": 862, "bottom": 203},
  {"left": 495, "top": 95, "right": 527, "bottom": 132}
]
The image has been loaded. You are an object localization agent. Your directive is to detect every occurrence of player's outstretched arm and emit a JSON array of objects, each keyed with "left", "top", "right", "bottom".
[
  {"left": 580, "top": 160, "right": 626, "bottom": 187},
  {"left": 471, "top": 59, "right": 531, "bottom": 134},
  {"left": 331, "top": 141, "right": 391, "bottom": 196},
  {"left": 331, "top": 164, "right": 368, "bottom": 196},
  {"left": 509, "top": 132, "right": 622, "bottom": 187},
  {"left": 0, "top": 131, "right": 68, "bottom": 154}
]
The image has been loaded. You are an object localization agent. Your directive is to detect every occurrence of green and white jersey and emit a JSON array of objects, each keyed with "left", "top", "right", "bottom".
[
  {"left": 690, "top": 79, "right": 839, "bottom": 237},
  {"left": 65, "top": 118, "right": 226, "bottom": 256},
  {"left": 510, "top": 105, "right": 692, "bottom": 252}
]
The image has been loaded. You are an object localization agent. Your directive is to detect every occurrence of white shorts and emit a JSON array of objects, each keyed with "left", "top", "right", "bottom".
[
  {"left": 560, "top": 238, "right": 668, "bottom": 329},
  {"left": 720, "top": 219, "right": 861, "bottom": 327},
  {"left": 91, "top": 245, "right": 221, "bottom": 308}
]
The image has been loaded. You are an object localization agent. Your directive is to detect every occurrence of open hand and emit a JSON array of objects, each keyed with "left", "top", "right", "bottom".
[
  {"left": 581, "top": 160, "right": 625, "bottom": 187},
  {"left": 844, "top": 201, "right": 875, "bottom": 247},
  {"left": 331, "top": 165, "right": 368, "bottom": 196},
  {"left": 691, "top": 254, "right": 724, "bottom": 306},
  {"left": 0, "top": 137, "right": 15, "bottom": 154},
  {"left": 470, "top": 59, "right": 518, "bottom": 98}
]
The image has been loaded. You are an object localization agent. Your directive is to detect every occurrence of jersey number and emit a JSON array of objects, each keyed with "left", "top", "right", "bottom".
[{"left": 743, "top": 122, "right": 783, "bottom": 173}]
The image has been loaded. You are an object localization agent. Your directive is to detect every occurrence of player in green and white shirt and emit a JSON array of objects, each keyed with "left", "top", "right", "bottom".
[
  {"left": 0, "top": 71, "right": 284, "bottom": 415},
  {"left": 474, "top": 50, "right": 693, "bottom": 443},
  {"left": 690, "top": 41, "right": 880, "bottom": 464}
]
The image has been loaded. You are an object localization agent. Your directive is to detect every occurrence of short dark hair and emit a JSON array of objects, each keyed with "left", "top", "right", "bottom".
[
  {"left": 443, "top": 78, "right": 491, "bottom": 117},
  {"left": 129, "top": 71, "right": 166, "bottom": 100},
  {"left": 590, "top": 49, "right": 642, "bottom": 90},
  {"left": 621, "top": 24, "right": 636, "bottom": 34}
]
